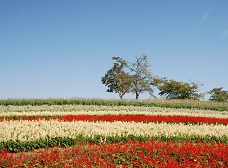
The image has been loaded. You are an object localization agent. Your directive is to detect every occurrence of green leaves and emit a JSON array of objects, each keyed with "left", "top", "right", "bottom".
[
  {"left": 101, "top": 57, "right": 132, "bottom": 99},
  {"left": 129, "top": 55, "right": 154, "bottom": 100},
  {"left": 102, "top": 55, "right": 154, "bottom": 100},
  {"left": 0, "top": 137, "right": 75, "bottom": 153},
  {"left": 156, "top": 79, "right": 203, "bottom": 100},
  {"left": 1, "top": 135, "right": 228, "bottom": 153},
  {"left": 0, "top": 99, "right": 227, "bottom": 111},
  {"left": 208, "top": 87, "right": 228, "bottom": 102}
]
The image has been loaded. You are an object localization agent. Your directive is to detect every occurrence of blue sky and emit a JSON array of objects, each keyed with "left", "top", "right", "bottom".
[{"left": 0, "top": 0, "right": 228, "bottom": 100}]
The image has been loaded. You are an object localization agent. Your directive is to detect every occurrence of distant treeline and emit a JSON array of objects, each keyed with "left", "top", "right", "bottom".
[{"left": 0, "top": 98, "right": 228, "bottom": 112}]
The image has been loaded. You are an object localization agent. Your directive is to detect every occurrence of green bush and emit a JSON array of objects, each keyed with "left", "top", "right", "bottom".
[
  {"left": 0, "top": 98, "right": 227, "bottom": 111},
  {"left": 1, "top": 135, "right": 227, "bottom": 153}
]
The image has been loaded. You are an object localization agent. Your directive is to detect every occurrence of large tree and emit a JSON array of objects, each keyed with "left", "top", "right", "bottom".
[
  {"left": 156, "top": 78, "right": 204, "bottom": 100},
  {"left": 129, "top": 55, "right": 154, "bottom": 100},
  {"left": 101, "top": 57, "right": 132, "bottom": 99},
  {"left": 208, "top": 87, "right": 228, "bottom": 102}
]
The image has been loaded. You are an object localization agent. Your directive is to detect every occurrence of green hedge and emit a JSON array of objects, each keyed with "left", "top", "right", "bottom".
[
  {"left": 1, "top": 135, "right": 228, "bottom": 153},
  {"left": 0, "top": 98, "right": 227, "bottom": 111}
]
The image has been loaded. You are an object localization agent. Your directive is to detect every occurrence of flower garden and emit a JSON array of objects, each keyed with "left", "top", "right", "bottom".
[{"left": 0, "top": 104, "right": 227, "bottom": 167}]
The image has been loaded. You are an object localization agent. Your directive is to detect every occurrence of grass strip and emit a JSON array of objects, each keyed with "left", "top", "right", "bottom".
[{"left": 0, "top": 98, "right": 227, "bottom": 111}]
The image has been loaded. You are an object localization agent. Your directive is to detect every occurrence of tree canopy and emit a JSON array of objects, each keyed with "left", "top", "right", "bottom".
[
  {"left": 129, "top": 55, "right": 154, "bottom": 100},
  {"left": 101, "top": 57, "right": 132, "bottom": 99},
  {"left": 101, "top": 55, "right": 210, "bottom": 100},
  {"left": 208, "top": 87, "right": 228, "bottom": 102},
  {"left": 156, "top": 78, "right": 203, "bottom": 100}
]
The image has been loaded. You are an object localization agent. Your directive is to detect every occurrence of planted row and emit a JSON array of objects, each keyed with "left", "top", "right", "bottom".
[
  {"left": 0, "top": 98, "right": 227, "bottom": 111},
  {"left": 1, "top": 120, "right": 227, "bottom": 143},
  {"left": 1, "top": 140, "right": 227, "bottom": 167},
  {"left": 1, "top": 135, "right": 228, "bottom": 153},
  {"left": 1, "top": 114, "right": 228, "bottom": 125},
  {"left": 1, "top": 105, "right": 228, "bottom": 118}
]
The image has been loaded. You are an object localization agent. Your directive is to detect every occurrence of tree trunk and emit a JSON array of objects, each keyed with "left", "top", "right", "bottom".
[
  {"left": 135, "top": 92, "right": 139, "bottom": 100},
  {"left": 119, "top": 93, "right": 124, "bottom": 100}
]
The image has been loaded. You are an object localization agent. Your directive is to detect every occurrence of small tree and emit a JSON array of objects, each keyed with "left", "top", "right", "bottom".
[
  {"left": 129, "top": 55, "right": 154, "bottom": 100},
  {"left": 157, "top": 79, "right": 204, "bottom": 100},
  {"left": 101, "top": 57, "right": 132, "bottom": 100},
  {"left": 208, "top": 87, "right": 228, "bottom": 102}
]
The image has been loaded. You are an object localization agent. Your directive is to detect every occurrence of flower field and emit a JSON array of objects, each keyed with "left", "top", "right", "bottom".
[{"left": 0, "top": 105, "right": 228, "bottom": 167}]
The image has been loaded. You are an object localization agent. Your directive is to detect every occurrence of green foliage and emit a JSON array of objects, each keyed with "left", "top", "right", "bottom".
[
  {"left": 101, "top": 57, "right": 132, "bottom": 99},
  {"left": 156, "top": 79, "right": 204, "bottom": 100},
  {"left": 1, "top": 135, "right": 227, "bottom": 153},
  {"left": 0, "top": 98, "right": 228, "bottom": 111},
  {"left": 101, "top": 55, "right": 155, "bottom": 100},
  {"left": 208, "top": 87, "right": 228, "bottom": 102},
  {"left": 128, "top": 55, "right": 154, "bottom": 100},
  {"left": 0, "top": 137, "right": 75, "bottom": 153}
]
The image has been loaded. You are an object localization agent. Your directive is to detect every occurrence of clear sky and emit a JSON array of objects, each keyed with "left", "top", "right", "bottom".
[{"left": 1, "top": 0, "right": 228, "bottom": 100}]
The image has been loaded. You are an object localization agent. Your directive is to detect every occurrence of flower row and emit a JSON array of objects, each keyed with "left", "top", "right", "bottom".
[
  {"left": 1, "top": 103, "right": 227, "bottom": 167},
  {"left": 1, "top": 114, "right": 228, "bottom": 125},
  {"left": 1, "top": 140, "right": 227, "bottom": 167},
  {"left": 1, "top": 110, "right": 228, "bottom": 119},
  {"left": 1, "top": 105, "right": 227, "bottom": 118},
  {"left": 1, "top": 120, "right": 227, "bottom": 143}
]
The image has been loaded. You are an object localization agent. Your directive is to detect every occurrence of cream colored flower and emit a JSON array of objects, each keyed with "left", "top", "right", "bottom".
[{"left": 0, "top": 120, "right": 227, "bottom": 142}]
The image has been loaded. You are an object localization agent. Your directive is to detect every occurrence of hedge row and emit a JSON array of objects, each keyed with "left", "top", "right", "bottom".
[
  {"left": 1, "top": 135, "right": 228, "bottom": 153},
  {"left": 0, "top": 98, "right": 228, "bottom": 111}
]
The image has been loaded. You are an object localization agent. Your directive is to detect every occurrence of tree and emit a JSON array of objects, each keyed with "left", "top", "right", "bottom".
[
  {"left": 156, "top": 79, "right": 204, "bottom": 100},
  {"left": 129, "top": 55, "right": 154, "bottom": 100},
  {"left": 208, "top": 87, "right": 228, "bottom": 102},
  {"left": 101, "top": 57, "right": 132, "bottom": 100}
]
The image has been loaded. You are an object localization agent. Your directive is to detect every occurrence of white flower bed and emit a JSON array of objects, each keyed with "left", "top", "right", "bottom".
[
  {"left": 0, "top": 120, "right": 227, "bottom": 143},
  {"left": 0, "top": 105, "right": 227, "bottom": 118}
]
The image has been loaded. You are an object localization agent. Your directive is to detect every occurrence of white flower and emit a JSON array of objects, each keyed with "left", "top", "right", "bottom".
[{"left": 0, "top": 120, "right": 227, "bottom": 142}]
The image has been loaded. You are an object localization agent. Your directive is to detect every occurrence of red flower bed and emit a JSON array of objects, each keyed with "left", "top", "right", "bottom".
[
  {"left": 1, "top": 140, "right": 227, "bottom": 167},
  {"left": 1, "top": 115, "right": 228, "bottom": 124}
]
